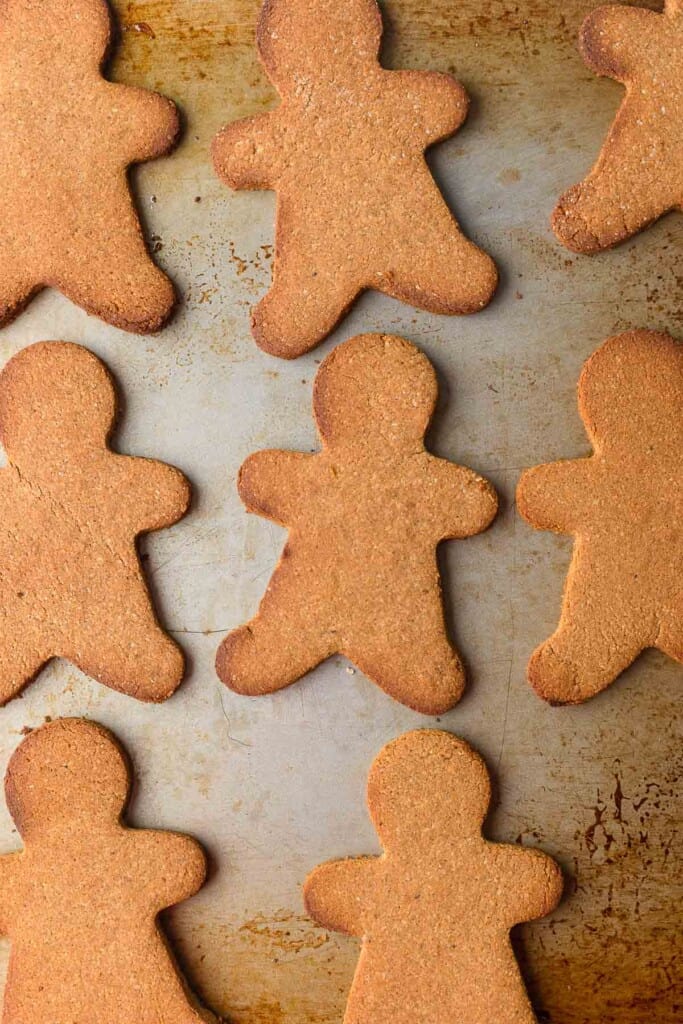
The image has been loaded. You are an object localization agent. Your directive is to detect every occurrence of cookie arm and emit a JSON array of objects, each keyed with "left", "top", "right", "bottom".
[
  {"left": 303, "top": 857, "right": 380, "bottom": 937},
  {"left": 579, "top": 6, "right": 661, "bottom": 79},
  {"left": 495, "top": 846, "right": 564, "bottom": 926},
  {"left": 389, "top": 70, "right": 469, "bottom": 145},
  {"left": 427, "top": 459, "right": 498, "bottom": 539},
  {"left": 106, "top": 84, "right": 180, "bottom": 163},
  {"left": 517, "top": 459, "right": 594, "bottom": 534},
  {"left": 238, "top": 449, "right": 314, "bottom": 525},
  {"left": 212, "top": 113, "right": 283, "bottom": 190},
  {"left": 134, "top": 831, "right": 208, "bottom": 910},
  {"left": 115, "top": 456, "right": 191, "bottom": 532}
]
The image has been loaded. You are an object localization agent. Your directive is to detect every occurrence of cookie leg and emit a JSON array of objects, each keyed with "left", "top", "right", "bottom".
[
  {"left": 73, "top": 623, "right": 184, "bottom": 702},
  {"left": 56, "top": 239, "right": 175, "bottom": 334},
  {"left": 217, "top": 569, "right": 335, "bottom": 694},
  {"left": 552, "top": 137, "right": 675, "bottom": 253},
  {"left": 379, "top": 225, "right": 497, "bottom": 315},
  {"left": 252, "top": 260, "right": 358, "bottom": 359},
  {"left": 217, "top": 615, "right": 334, "bottom": 695},
  {"left": 348, "top": 624, "right": 465, "bottom": 715},
  {"left": 528, "top": 611, "right": 645, "bottom": 705}
]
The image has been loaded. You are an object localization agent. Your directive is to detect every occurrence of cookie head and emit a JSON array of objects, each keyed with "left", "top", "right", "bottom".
[
  {"left": 1, "top": 0, "right": 111, "bottom": 67},
  {"left": 257, "top": 0, "right": 382, "bottom": 88},
  {"left": 578, "top": 330, "right": 683, "bottom": 450},
  {"left": 366, "top": 730, "right": 491, "bottom": 848},
  {"left": 314, "top": 334, "right": 438, "bottom": 449},
  {"left": 0, "top": 342, "right": 116, "bottom": 463},
  {"left": 5, "top": 719, "right": 130, "bottom": 840}
]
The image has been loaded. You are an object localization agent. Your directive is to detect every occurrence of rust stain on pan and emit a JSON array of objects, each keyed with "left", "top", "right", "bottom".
[
  {"left": 519, "top": 752, "right": 682, "bottom": 1023},
  {"left": 167, "top": 910, "right": 356, "bottom": 1024}
]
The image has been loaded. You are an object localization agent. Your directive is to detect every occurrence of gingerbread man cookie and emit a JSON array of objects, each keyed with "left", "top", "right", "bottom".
[
  {"left": 0, "top": 0, "right": 180, "bottom": 332},
  {"left": 553, "top": 0, "right": 683, "bottom": 252},
  {"left": 304, "top": 730, "right": 563, "bottom": 1024},
  {"left": 0, "top": 718, "right": 215, "bottom": 1024},
  {"left": 217, "top": 333, "right": 498, "bottom": 714},
  {"left": 0, "top": 341, "right": 190, "bottom": 704},
  {"left": 212, "top": 0, "right": 497, "bottom": 358},
  {"left": 517, "top": 329, "right": 683, "bottom": 704}
]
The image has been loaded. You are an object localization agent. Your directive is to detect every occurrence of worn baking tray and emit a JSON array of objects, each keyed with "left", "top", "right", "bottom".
[{"left": 0, "top": 1, "right": 680, "bottom": 1022}]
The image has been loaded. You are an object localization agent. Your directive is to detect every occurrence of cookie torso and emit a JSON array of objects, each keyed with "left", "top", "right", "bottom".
[
  {"left": 0, "top": 454, "right": 160, "bottom": 656},
  {"left": 582, "top": 451, "right": 682, "bottom": 585},
  {"left": 0, "top": 64, "right": 137, "bottom": 274},
  {"left": 270, "top": 70, "right": 469, "bottom": 283},
  {"left": 267, "top": 446, "right": 449, "bottom": 638},
  {"left": 357, "top": 849, "right": 537, "bottom": 1021},
  {"left": 6, "top": 833, "right": 202, "bottom": 1024}
]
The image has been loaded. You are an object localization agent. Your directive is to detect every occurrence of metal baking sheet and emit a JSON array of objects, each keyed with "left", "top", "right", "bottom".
[{"left": 0, "top": 1, "right": 680, "bottom": 1022}]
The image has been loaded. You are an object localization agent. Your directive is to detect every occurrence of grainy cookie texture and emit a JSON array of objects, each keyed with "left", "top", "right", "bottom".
[
  {"left": 553, "top": 0, "right": 683, "bottom": 252},
  {"left": 0, "top": 718, "right": 216, "bottom": 1024},
  {"left": 217, "top": 333, "right": 498, "bottom": 715},
  {"left": 517, "top": 329, "right": 683, "bottom": 704},
  {"left": 0, "top": 341, "right": 190, "bottom": 705},
  {"left": 304, "top": 730, "right": 563, "bottom": 1024},
  {"left": 0, "top": 0, "right": 180, "bottom": 332},
  {"left": 212, "top": 0, "right": 497, "bottom": 358}
]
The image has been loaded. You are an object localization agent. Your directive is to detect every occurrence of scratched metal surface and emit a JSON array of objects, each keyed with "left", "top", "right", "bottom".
[{"left": 0, "top": 0, "right": 679, "bottom": 1021}]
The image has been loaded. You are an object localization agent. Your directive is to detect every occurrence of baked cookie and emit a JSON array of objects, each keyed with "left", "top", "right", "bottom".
[
  {"left": 212, "top": 0, "right": 497, "bottom": 358},
  {"left": 216, "top": 333, "right": 498, "bottom": 715},
  {"left": 0, "top": 0, "right": 180, "bottom": 332},
  {"left": 304, "top": 729, "right": 563, "bottom": 1024},
  {"left": 0, "top": 341, "right": 190, "bottom": 704},
  {"left": 517, "top": 329, "right": 683, "bottom": 704},
  {"left": 0, "top": 718, "right": 215, "bottom": 1024},
  {"left": 553, "top": 1, "right": 683, "bottom": 252}
]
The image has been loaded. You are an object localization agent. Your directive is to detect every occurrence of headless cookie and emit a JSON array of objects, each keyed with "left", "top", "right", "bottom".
[
  {"left": 0, "top": 718, "right": 215, "bottom": 1024},
  {"left": 0, "top": 0, "right": 179, "bottom": 331},
  {"left": 553, "top": 1, "right": 683, "bottom": 252},
  {"left": 217, "top": 333, "right": 497, "bottom": 715},
  {"left": 304, "top": 730, "right": 563, "bottom": 1024},
  {"left": 0, "top": 341, "right": 190, "bottom": 704},
  {"left": 213, "top": 0, "right": 497, "bottom": 358},
  {"left": 517, "top": 329, "right": 683, "bottom": 703}
]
